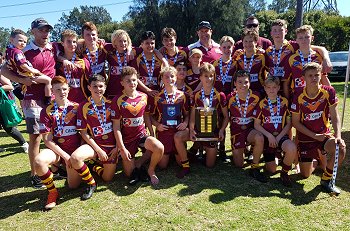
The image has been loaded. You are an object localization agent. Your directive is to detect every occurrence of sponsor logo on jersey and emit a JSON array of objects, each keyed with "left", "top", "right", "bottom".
[{"left": 304, "top": 111, "right": 323, "bottom": 121}]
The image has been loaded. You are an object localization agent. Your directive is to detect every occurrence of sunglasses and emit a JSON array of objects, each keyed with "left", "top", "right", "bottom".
[{"left": 246, "top": 24, "right": 259, "bottom": 28}]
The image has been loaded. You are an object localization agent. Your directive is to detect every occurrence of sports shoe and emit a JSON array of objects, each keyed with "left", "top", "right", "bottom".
[
  {"left": 320, "top": 179, "right": 341, "bottom": 195},
  {"left": 45, "top": 190, "right": 58, "bottom": 210},
  {"left": 21, "top": 142, "right": 29, "bottom": 153},
  {"left": 129, "top": 168, "right": 140, "bottom": 185},
  {"left": 280, "top": 171, "right": 292, "bottom": 187},
  {"left": 31, "top": 175, "right": 44, "bottom": 189},
  {"left": 176, "top": 168, "right": 190, "bottom": 179},
  {"left": 139, "top": 166, "right": 150, "bottom": 182},
  {"left": 249, "top": 168, "right": 268, "bottom": 183},
  {"left": 52, "top": 167, "right": 67, "bottom": 179},
  {"left": 81, "top": 184, "right": 97, "bottom": 200}
]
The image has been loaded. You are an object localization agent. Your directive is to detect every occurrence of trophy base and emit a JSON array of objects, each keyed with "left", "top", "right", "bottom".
[{"left": 195, "top": 137, "right": 220, "bottom": 141}]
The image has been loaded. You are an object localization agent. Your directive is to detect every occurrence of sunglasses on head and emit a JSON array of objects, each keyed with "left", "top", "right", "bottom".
[{"left": 246, "top": 24, "right": 259, "bottom": 28}]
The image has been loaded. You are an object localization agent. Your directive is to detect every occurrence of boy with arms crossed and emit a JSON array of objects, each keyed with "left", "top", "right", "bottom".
[
  {"left": 159, "top": 28, "right": 187, "bottom": 67},
  {"left": 70, "top": 74, "right": 118, "bottom": 200},
  {"left": 254, "top": 76, "right": 297, "bottom": 186},
  {"left": 291, "top": 62, "right": 346, "bottom": 195},
  {"left": 35, "top": 76, "right": 81, "bottom": 209},
  {"left": 227, "top": 70, "right": 266, "bottom": 182},
  {"left": 112, "top": 66, "right": 164, "bottom": 185}
]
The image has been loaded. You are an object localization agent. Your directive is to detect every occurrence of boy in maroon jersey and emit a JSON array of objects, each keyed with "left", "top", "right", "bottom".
[
  {"left": 227, "top": 70, "right": 266, "bottom": 182},
  {"left": 6, "top": 29, "right": 52, "bottom": 104},
  {"left": 186, "top": 48, "right": 203, "bottom": 91},
  {"left": 159, "top": 28, "right": 187, "bottom": 67},
  {"left": 56, "top": 29, "right": 91, "bottom": 104},
  {"left": 112, "top": 66, "right": 164, "bottom": 185},
  {"left": 149, "top": 66, "right": 190, "bottom": 170},
  {"left": 70, "top": 74, "right": 118, "bottom": 200},
  {"left": 235, "top": 29, "right": 267, "bottom": 95},
  {"left": 35, "top": 76, "right": 82, "bottom": 209},
  {"left": 174, "top": 61, "right": 192, "bottom": 95},
  {"left": 254, "top": 76, "right": 297, "bottom": 186},
  {"left": 291, "top": 62, "right": 346, "bottom": 195},
  {"left": 189, "top": 63, "right": 229, "bottom": 168}
]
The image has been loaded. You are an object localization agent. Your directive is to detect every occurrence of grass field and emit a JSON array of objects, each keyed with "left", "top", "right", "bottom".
[{"left": 0, "top": 82, "right": 350, "bottom": 230}]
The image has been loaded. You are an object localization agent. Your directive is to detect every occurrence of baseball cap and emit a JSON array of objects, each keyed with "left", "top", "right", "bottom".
[
  {"left": 197, "top": 21, "right": 212, "bottom": 30},
  {"left": 31, "top": 18, "right": 53, "bottom": 30},
  {"left": 189, "top": 48, "right": 203, "bottom": 57}
]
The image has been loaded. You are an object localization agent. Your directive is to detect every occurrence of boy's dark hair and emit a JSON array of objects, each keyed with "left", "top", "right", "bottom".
[
  {"left": 88, "top": 74, "right": 106, "bottom": 85},
  {"left": 81, "top": 21, "right": 98, "bottom": 36},
  {"left": 161, "top": 27, "right": 177, "bottom": 40},
  {"left": 233, "top": 70, "right": 251, "bottom": 83},
  {"left": 10, "top": 29, "right": 26, "bottom": 38},
  {"left": 199, "top": 62, "right": 215, "bottom": 76},
  {"left": 140, "top": 31, "right": 156, "bottom": 43},
  {"left": 271, "top": 19, "right": 288, "bottom": 29},
  {"left": 264, "top": 75, "right": 280, "bottom": 86},
  {"left": 302, "top": 62, "right": 322, "bottom": 76},
  {"left": 241, "top": 29, "right": 259, "bottom": 42},
  {"left": 121, "top": 66, "right": 138, "bottom": 80},
  {"left": 61, "top": 29, "right": 78, "bottom": 42}
]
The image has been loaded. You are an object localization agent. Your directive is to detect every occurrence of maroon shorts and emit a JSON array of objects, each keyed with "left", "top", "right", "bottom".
[
  {"left": 231, "top": 128, "right": 253, "bottom": 150},
  {"left": 124, "top": 135, "right": 148, "bottom": 157},
  {"left": 157, "top": 128, "right": 177, "bottom": 155},
  {"left": 298, "top": 138, "right": 329, "bottom": 162},
  {"left": 99, "top": 146, "right": 117, "bottom": 164}
]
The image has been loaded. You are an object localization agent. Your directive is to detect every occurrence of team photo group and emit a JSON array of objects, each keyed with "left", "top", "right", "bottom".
[{"left": 0, "top": 15, "right": 346, "bottom": 210}]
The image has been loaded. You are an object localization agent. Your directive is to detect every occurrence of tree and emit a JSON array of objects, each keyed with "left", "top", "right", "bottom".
[
  {"left": 268, "top": 0, "right": 296, "bottom": 13},
  {"left": 51, "top": 6, "right": 112, "bottom": 41},
  {"left": 0, "top": 27, "right": 11, "bottom": 52}
]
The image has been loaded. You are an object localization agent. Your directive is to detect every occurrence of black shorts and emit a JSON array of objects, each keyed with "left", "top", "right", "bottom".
[{"left": 263, "top": 135, "right": 290, "bottom": 162}]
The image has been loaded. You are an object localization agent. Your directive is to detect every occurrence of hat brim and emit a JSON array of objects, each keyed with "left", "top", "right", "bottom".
[{"left": 35, "top": 24, "right": 53, "bottom": 30}]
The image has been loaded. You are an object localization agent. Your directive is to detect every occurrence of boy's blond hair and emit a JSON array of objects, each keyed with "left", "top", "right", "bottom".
[
  {"left": 302, "top": 62, "right": 322, "bottom": 76},
  {"left": 121, "top": 66, "right": 138, "bottom": 80},
  {"left": 160, "top": 66, "right": 177, "bottom": 79},
  {"left": 219, "top": 35, "right": 235, "bottom": 46},
  {"left": 264, "top": 75, "right": 280, "bottom": 86},
  {"left": 111, "top": 29, "right": 132, "bottom": 50},
  {"left": 61, "top": 29, "right": 78, "bottom": 42},
  {"left": 295, "top": 25, "right": 314, "bottom": 36},
  {"left": 199, "top": 63, "right": 216, "bottom": 76}
]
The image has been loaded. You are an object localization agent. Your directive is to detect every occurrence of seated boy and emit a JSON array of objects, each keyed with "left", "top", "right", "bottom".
[
  {"left": 291, "top": 62, "right": 346, "bottom": 195},
  {"left": 6, "top": 29, "right": 51, "bottom": 104},
  {"left": 227, "top": 70, "right": 266, "bottom": 182},
  {"left": 254, "top": 76, "right": 297, "bottom": 186},
  {"left": 70, "top": 74, "right": 118, "bottom": 200},
  {"left": 112, "top": 66, "right": 164, "bottom": 185}
]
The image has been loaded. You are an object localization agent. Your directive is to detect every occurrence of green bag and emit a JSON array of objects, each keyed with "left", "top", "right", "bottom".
[{"left": 0, "top": 87, "right": 23, "bottom": 127}]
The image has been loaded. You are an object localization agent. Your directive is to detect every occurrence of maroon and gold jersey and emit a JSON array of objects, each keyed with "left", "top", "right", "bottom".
[
  {"left": 104, "top": 43, "right": 132, "bottom": 98},
  {"left": 131, "top": 48, "right": 163, "bottom": 91},
  {"left": 22, "top": 42, "right": 56, "bottom": 100},
  {"left": 283, "top": 49, "right": 323, "bottom": 92},
  {"left": 212, "top": 58, "right": 236, "bottom": 95},
  {"left": 39, "top": 101, "right": 80, "bottom": 154},
  {"left": 192, "top": 88, "right": 227, "bottom": 132},
  {"left": 185, "top": 67, "right": 200, "bottom": 91},
  {"left": 76, "top": 39, "right": 107, "bottom": 77},
  {"left": 265, "top": 40, "right": 298, "bottom": 78},
  {"left": 227, "top": 89, "right": 260, "bottom": 135},
  {"left": 149, "top": 89, "right": 189, "bottom": 126},
  {"left": 56, "top": 57, "right": 91, "bottom": 104},
  {"left": 256, "top": 96, "right": 290, "bottom": 135},
  {"left": 290, "top": 85, "right": 338, "bottom": 142},
  {"left": 235, "top": 50, "right": 267, "bottom": 93},
  {"left": 77, "top": 97, "right": 116, "bottom": 148},
  {"left": 5, "top": 45, "right": 33, "bottom": 77},
  {"left": 111, "top": 91, "right": 148, "bottom": 143},
  {"left": 159, "top": 46, "right": 187, "bottom": 67}
]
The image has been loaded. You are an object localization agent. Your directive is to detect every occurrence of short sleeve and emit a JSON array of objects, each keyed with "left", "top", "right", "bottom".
[
  {"left": 39, "top": 106, "right": 52, "bottom": 134},
  {"left": 76, "top": 103, "right": 87, "bottom": 130}
]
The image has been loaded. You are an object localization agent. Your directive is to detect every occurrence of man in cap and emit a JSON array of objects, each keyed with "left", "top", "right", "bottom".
[
  {"left": 187, "top": 21, "right": 222, "bottom": 63},
  {"left": 1, "top": 18, "right": 56, "bottom": 188}
]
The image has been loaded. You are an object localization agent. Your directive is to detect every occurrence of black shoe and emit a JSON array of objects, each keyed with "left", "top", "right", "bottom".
[
  {"left": 129, "top": 168, "right": 140, "bottom": 185},
  {"left": 320, "top": 179, "right": 341, "bottom": 195},
  {"left": 280, "top": 171, "right": 292, "bottom": 187},
  {"left": 31, "top": 175, "right": 45, "bottom": 189},
  {"left": 219, "top": 150, "right": 231, "bottom": 163},
  {"left": 81, "top": 184, "right": 97, "bottom": 200},
  {"left": 176, "top": 168, "right": 190, "bottom": 179},
  {"left": 249, "top": 168, "right": 268, "bottom": 183},
  {"left": 139, "top": 166, "right": 150, "bottom": 182},
  {"left": 52, "top": 167, "right": 67, "bottom": 179}
]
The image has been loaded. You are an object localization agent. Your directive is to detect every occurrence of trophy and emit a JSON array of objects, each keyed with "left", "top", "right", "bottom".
[
  {"left": 162, "top": 104, "right": 181, "bottom": 126},
  {"left": 194, "top": 98, "right": 218, "bottom": 141}
]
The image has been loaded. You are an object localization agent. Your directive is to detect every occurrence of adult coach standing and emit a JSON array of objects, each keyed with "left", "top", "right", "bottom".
[
  {"left": 234, "top": 16, "right": 272, "bottom": 51},
  {"left": 1, "top": 18, "right": 55, "bottom": 188},
  {"left": 187, "top": 21, "right": 222, "bottom": 63}
]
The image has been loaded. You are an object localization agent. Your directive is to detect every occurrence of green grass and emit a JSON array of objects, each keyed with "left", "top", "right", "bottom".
[{"left": 1, "top": 83, "right": 350, "bottom": 230}]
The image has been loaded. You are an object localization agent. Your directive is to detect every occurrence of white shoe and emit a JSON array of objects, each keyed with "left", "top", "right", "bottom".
[{"left": 22, "top": 142, "right": 29, "bottom": 153}]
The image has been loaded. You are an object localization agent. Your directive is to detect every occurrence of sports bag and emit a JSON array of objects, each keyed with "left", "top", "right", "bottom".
[{"left": 0, "top": 87, "right": 23, "bottom": 127}]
